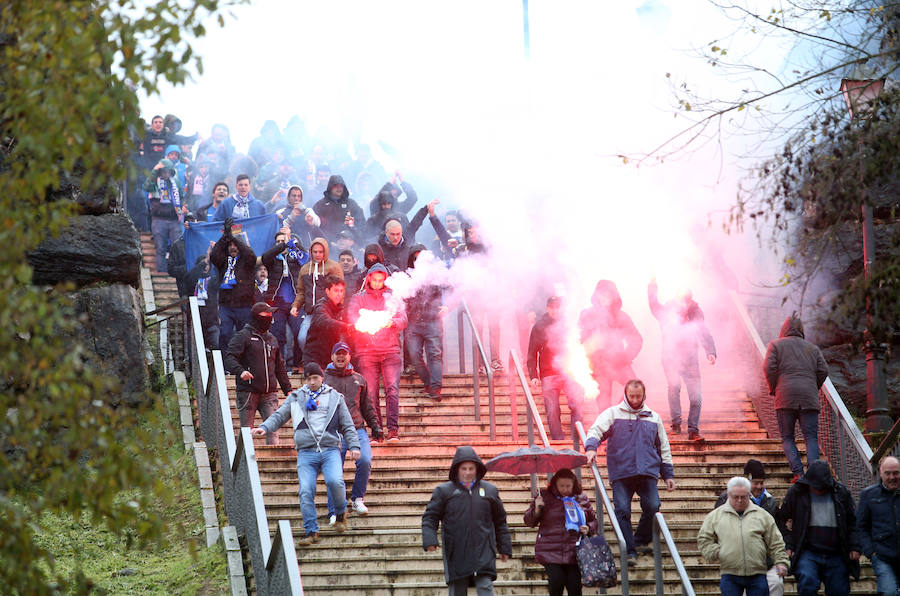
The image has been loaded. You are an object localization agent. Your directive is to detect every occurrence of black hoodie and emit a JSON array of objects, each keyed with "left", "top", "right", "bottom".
[
  {"left": 778, "top": 460, "right": 861, "bottom": 578},
  {"left": 312, "top": 175, "right": 366, "bottom": 240},
  {"left": 421, "top": 446, "right": 512, "bottom": 584}
]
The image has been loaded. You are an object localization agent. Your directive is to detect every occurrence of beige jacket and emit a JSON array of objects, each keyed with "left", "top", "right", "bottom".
[{"left": 697, "top": 501, "right": 789, "bottom": 576}]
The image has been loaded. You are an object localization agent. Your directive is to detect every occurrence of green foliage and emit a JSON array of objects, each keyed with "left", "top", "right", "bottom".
[{"left": 0, "top": 1, "right": 237, "bottom": 593}]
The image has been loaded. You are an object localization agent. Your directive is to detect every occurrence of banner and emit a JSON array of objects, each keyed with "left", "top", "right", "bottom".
[{"left": 184, "top": 213, "right": 280, "bottom": 271}]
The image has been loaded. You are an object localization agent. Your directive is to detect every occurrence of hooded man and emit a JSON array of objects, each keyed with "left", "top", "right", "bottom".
[
  {"left": 252, "top": 362, "right": 361, "bottom": 544},
  {"left": 290, "top": 237, "right": 344, "bottom": 354},
  {"left": 324, "top": 342, "right": 382, "bottom": 520},
  {"left": 778, "top": 460, "right": 862, "bottom": 595},
  {"left": 313, "top": 174, "right": 366, "bottom": 241},
  {"left": 164, "top": 144, "right": 187, "bottom": 192},
  {"left": 648, "top": 279, "right": 717, "bottom": 441},
  {"left": 144, "top": 157, "right": 186, "bottom": 273},
  {"left": 261, "top": 227, "right": 310, "bottom": 371},
  {"left": 224, "top": 302, "right": 292, "bottom": 445},
  {"left": 210, "top": 219, "right": 258, "bottom": 350},
  {"left": 527, "top": 296, "right": 586, "bottom": 441},
  {"left": 366, "top": 175, "right": 418, "bottom": 219},
  {"left": 213, "top": 174, "right": 267, "bottom": 221},
  {"left": 421, "top": 446, "right": 512, "bottom": 596},
  {"left": 579, "top": 280, "right": 643, "bottom": 410},
  {"left": 584, "top": 379, "right": 675, "bottom": 566},
  {"left": 347, "top": 263, "right": 408, "bottom": 441},
  {"left": 764, "top": 315, "right": 829, "bottom": 480}
]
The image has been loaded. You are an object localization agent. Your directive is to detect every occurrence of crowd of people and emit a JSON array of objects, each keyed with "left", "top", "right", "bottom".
[{"left": 134, "top": 114, "right": 899, "bottom": 596}]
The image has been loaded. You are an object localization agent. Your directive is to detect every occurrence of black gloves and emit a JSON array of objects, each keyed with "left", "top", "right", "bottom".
[{"left": 223, "top": 217, "right": 234, "bottom": 236}]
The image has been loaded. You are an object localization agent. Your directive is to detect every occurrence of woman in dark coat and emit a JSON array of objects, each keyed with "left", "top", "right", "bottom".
[{"left": 524, "top": 468, "right": 599, "bottom": 596}]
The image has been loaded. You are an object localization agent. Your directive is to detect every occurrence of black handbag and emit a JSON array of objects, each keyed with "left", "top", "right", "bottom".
[{"left": 575, "top": 534, "right": 617, "bottom": 588}]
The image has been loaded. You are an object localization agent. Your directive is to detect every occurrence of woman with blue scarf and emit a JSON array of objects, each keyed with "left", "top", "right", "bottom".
[{"left": 524, "top": 468, "right": 598, "bottom": 596}]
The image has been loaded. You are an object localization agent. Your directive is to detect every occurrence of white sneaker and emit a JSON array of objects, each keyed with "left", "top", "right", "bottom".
[
  {"left": 328, "top": 514, "right": 337, "bottom": 527},
  {"left": 352, "top": 498, "right": 369, "bottom": 516}
]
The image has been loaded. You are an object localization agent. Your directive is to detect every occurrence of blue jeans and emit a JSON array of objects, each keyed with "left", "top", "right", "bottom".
[
  {"left": 296, "top": 313, "right": 312, "bottom": 351},
  {"left": 541, "top": 374, "right": 585, "bottom": 440},
  {"left": 794, "top": 550, "right": 850, "bottom": 596},
  {"left": 297, "top": 448, "right": 345, "bottom": 534},
  {"left": 611, "top": 476, "right": 660, "bottom": 554},
  {"left": 271, "top": 299, "right": 302, "bottom": 368},
  {"left": 327, "top": 428, "right": 372, "bottom": 516},
  {"left": 663, "top": 357, "right": 702, "bottom": 432},
  {"left": 776, "top": 409, "right": 820, "bottom": 475},
  {"left": 357, "top": 352, "right": 402, "bottom": 432},
  {"left": 218, "top": 305, "right": 250, "bottom": 352},
  {"left": 406, "top": 320, "right": 443, "bottom": 391},
  {"left": 151, "top": 217, "right": 182, "bottom": 273},
  {"left": 720, "top": 573, "right": 768, "bottom": 596},
  {"left": 870, "top": 553, "right": 900, "bottom": 595}
]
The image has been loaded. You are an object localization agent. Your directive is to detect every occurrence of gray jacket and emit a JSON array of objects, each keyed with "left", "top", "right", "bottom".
[
  {"left": 764, "top": 316, "right": 828, "bottom": 411},
  {"left": 259, "top": 384, "right": 360, "bottom": 452}
]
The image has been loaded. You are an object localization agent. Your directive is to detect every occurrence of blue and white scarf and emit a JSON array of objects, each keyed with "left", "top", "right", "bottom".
[
  {"left": 220, "top": 255, "right": 237, "bottom": 289},
  {"left": 157, "top": 176, "right": 183, "bottom": 222},
  {"left": 561, "top": 496, "right": 586, "bottom": 533},
  {"left": 232, "top": 193, "right": 252, "bottom": 219},
  {"left": 195, "top": 277, "right": 209, "bottom": 306}
]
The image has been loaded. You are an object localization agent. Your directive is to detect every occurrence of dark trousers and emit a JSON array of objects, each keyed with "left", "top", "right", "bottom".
[
  {"left": 218, "top": 305, "right": 250, "bottom": 352},
  {"left": 545, "top": 563, "right": 582, "bottom": 596},
  {"left": 612, "top": 475, "right": 660, "bottom": 554}
]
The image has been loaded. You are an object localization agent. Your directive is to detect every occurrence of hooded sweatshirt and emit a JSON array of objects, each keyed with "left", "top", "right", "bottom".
[
  {"left": 259, "top": 383, "right": 360, "bottom": 452},
  {"left": 763, "top": 316, "right": 829, "bottom": 411},
  {"left": 578, "top": 280, "right": 643, "bottom": 373},
  {"left": 347, "top": 263, "right": 407, "bottom": 356},
  {"left": 421, "top": 446, "right": 512, "bottom": 584},
  {"left": 143, "top": 158, "right": 182, "bottom": 220},
  {"left": 290, "top": 237, "right": 344, "bottom": 315},
  {"left": 312, "top": 175, "right": 366, "bottom": 240}
]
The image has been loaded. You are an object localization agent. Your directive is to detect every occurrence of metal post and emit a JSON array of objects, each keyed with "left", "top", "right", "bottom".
[
  {"left": 522, "top": 0, "right": 530, "bottom": 60},
  {"left": 508, "top": 352, "right": 519, "bottom": 443},
  {"left": 856, "top": 120, "right": 891, "bottom": 434},
  {"left": 653, "top": 519, "right": 664, "bottom": 596}
]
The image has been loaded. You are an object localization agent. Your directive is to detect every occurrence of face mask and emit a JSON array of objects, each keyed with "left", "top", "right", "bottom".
[{"left": 253, "top": 314, "right": 273, "bottom": 332}]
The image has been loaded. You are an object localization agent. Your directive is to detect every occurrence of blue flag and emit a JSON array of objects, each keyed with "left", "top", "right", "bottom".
[{"left": 184, "top": 213, "right": 281, "bottom": 272}]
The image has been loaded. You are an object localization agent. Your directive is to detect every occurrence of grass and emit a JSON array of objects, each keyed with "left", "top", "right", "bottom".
[{"left": 31, "top": 384, "right": 230, "bottom": 595}]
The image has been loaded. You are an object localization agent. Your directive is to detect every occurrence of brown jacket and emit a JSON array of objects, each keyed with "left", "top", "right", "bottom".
[{"left": 290, "top": 237, "right": 343, "bottom": 313}]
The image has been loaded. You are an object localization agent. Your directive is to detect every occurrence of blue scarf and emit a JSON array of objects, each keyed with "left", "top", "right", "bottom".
[
  {"left": 232, "top": 193, "right": 253, "bottom": 219},
  {"left": 220, "top": 255, "right": 237, "bottom": 289},
  {"left": 284, "top": 238, "right": 309, "bottom": 266},
  {"left": 157, "top": 176, "right": 183, "bottom": 222},
  {"left": 561, "top": 496, "right": 586, "bottom": 532},
  {"left": 305, "top": 386, "right": 326, "bottom": 410}
]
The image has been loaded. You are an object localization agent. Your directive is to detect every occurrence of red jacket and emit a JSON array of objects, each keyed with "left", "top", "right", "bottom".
[{"left": 347, "top": 264, "right": 407, "bottom": 356}]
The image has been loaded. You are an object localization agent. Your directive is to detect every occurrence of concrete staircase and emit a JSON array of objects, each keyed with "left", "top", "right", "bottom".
[{"left": 138, "top": 232, "right": 877, "bottom": 594}]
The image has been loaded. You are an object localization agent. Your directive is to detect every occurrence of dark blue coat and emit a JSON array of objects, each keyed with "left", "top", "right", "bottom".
[{"left": 856, "top": 481, "right": 900, "bottom": 561}]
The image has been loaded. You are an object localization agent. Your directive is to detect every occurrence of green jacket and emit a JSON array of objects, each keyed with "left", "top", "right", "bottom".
[{"left": 698, "top": 501, "right": 789, "bottom": 576}]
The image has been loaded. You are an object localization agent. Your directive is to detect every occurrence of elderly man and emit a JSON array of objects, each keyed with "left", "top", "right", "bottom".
[
  {"left": 699, "top": 477, "right": 789, "bottom": 596},
  {"left": 857, "top": 456, "right": 900, "bottom": 596},
  {"left": 714, "top": 459, "right": 786, "bottom": 595}
]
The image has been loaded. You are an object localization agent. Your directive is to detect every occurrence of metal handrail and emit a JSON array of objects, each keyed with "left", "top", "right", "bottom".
[
  {"left": 574, "top": 421, "right": 630, "bottom": 595},
  {"left": 456, "top": 301, "right": 495, "bottom": 440},
  {"left": 507, "top": 349, "right": 549, "bottom": 496},
  {"left": 729, "top": 290, "right": 875, "bottom": 497},
  {"left": 652, "top": 513, "right": 695, "bottom": 596},
  {"left": 870, "top": 415, "right": 900, "bottom": 470}
]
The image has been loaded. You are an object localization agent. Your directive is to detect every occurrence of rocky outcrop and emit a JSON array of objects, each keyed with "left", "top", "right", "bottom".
[
  {"left": 28, "top": 212, "right": 141, "bottom": 288},
  {"left": 71, "top": 284, "right": 148, "bottom": 407}
]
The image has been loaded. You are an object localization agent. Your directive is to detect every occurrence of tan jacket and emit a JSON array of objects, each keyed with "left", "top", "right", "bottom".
[
  {"left": 698, "top": 501, "right": 788, "bottom": 576},
  {"left": 290, "top": 237, "right": 344, "bottom": 312}
]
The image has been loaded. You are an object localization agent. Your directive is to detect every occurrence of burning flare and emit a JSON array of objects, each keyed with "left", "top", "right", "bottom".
[{"left": 355, "top": 308, "right": 392, "bottom": 334}]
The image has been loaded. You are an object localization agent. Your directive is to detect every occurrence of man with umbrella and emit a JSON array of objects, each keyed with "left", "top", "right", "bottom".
[
  {"left": 422, "top": 446, "right": 512, "bottom": 596},
  {"left": 584, "top": 379, "right": 675, "bottom": 566}
]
